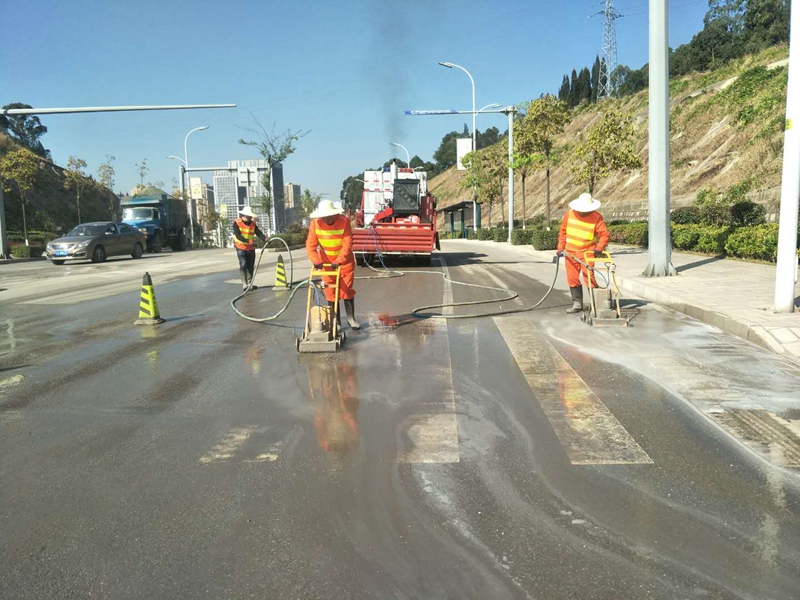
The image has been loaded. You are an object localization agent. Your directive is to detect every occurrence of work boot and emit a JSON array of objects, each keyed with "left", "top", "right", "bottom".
[
  {"left": 344, "top": 299, "right": 361, "bottom": 330},
  {"left": 247, "top": 268, "right": 258, "bottom": 290},
  {"left": 240, "top": 271, "right": 249, "bottom": 292},
  {"left": 566, "top": 286, "right": 584, "bottom": 314}
]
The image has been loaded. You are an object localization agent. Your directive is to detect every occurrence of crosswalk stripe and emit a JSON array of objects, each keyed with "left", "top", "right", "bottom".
[
  {"left": 494, "top": 314, "right": 653, "bottom": 465},
  {"left": 199, "top": 426, "right": 263, "bottom": 463},
  {"left": 400, "top": 257, "right": 459, "bottom": 464}
]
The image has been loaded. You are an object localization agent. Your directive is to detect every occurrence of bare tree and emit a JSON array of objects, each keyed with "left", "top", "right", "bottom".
[{"left": 239, "top": 117, "right": 309, "bottom": 232}]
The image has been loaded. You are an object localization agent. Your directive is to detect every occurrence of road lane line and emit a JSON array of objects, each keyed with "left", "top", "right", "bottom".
[
  {"left": 199, "top": 425, "right": 263, "bottom": 464},
  {"left": 400, "top": 257, "right": 459, "bottom": 464},
  {"left": 494, "top": 315, "right": 653, "bottom": 465}
]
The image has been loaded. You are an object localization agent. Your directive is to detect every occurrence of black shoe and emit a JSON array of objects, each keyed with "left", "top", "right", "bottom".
[
  {"left": 566, "top": 286, "right": 583, "bottom": 314},
  {"left": 344, "top": 299, "right": 361, "bottom": 330}
]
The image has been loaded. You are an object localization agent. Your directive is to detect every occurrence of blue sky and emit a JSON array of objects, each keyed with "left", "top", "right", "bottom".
[{"left": 0, "top": 0, "right": 708, "bottom": 198}]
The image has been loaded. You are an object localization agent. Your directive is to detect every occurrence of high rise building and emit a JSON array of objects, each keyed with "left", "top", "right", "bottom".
[
  {"left": 212, "top": 160, "right": 286, "bottom": 233},
  {"left": 284, "top": 183, "right": 301, "bottom": 208},
  {"left": 188, "top": 177, "right": 215, "bottom": 230},
  {"left": 284, "top": 182, "right": 302, "bottom": 227}
]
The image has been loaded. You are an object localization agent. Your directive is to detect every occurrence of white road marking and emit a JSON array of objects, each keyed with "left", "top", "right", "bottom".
[
  {"left": 242, "top": 426, "right": 299, "bottom": 463},
  {"left": 199, "top": 425, "right": 263, "bottom": 464},
  {"left": 401, "top": 257, "right": 459, "bottom": 464},
  {"left": 494, "top": 314, "right": 653, "bottom": 465}
]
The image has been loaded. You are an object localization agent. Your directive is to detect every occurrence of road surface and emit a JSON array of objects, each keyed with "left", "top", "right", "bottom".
[{"left": 2, "top": 242, "right": 799, "bottom": 599}]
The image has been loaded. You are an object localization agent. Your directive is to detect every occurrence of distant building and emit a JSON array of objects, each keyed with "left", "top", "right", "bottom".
[
  {"left": 284, "top": 182, "right": 302, "bottom": 226},
  {"left": 188, "top": 177, "right": 215, "bottom": 230},
  {"left": 212, "top": 160, "right": 286, "bottom": 233}
]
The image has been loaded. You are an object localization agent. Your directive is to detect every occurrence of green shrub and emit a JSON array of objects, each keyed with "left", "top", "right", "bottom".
[
  {"left": 671, "top": 224, "right": 702, "bottom": 250},
  {"left": 724, "top": 224, "right": 779, "bottom": 261},
  {"left": 730, "top": 201, "right": 766, "bottom": 227},
  {"left": 510, "top": 229, "right": 533, "bottom": 245},
  {"left": 531, "top": 228, "right": 559, "bottom": 251},
  {"left": 695, "top": 226, "right": 731, "bottom": 254},
  {"left": 671, "top": 206, "right": 702, "bottom": 225},
  {"left": 607, "top": 219, "right": 630, "bottom": 226},
  {"left": 11, "top": 244, "right": 31, "bottom": 258},
  {"left": 477, "top": 228, "right": 493, "bottom": 241},
  {"left": 529, "top": 214, "right": 546, "bottom": 227},
  {"left": 466, "top": 229, "right": 477, "bottom": 240},
  {"left": 493, "top": 228, "right": 509, "bottom": 242},
  {"left": 695, "top": 188, "right": 721, "bottom": 206},
  {"left": 700, "top": 202, "right": 733, "bottom": 227},
  {"left": 607, "top": 222, "right": 649, "bottom": 246}
]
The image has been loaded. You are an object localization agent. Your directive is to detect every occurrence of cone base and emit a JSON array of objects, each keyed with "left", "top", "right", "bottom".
[{"left": 135, "top": 318, "right": 166, "bottom": 326}]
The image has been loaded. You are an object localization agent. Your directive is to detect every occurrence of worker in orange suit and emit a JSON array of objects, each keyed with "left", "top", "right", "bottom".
[
  {"left": 556, "top": 192, "right": 610, "bottom": 314},
  {"left": 306, "top": 199, "right": 360, "bottom": 330}
]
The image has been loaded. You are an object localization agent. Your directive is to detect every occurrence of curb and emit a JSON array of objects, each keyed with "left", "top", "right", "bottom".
[
  {"left": 0, "top": 256, "right": 47, "bottom": 266},
  {"left": 612, "top": 274, "right": 795, "bottom": 361},
  {"left": 457, "top": 240, "right": 800, "bottom": 365}
]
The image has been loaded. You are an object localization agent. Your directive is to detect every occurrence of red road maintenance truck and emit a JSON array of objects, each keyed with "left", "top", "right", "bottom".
[{"left": 353, "top": 161, "right": 439, "bottom": 266}]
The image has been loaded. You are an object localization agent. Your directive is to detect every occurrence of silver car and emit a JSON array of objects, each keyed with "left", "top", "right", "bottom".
[{"left": 45, "top": 222, "right": 147, "bottom": 265}]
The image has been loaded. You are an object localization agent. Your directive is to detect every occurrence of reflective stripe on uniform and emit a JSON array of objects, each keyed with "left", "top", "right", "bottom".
[
  {"left": 234, "top": 219, "right": 257, "bottom": 250},
  {"left": 565, "top": 212, "right": 597, "bottom": 252}
]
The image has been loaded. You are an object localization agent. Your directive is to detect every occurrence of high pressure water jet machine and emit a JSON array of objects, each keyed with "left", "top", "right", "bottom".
[{"left": 296, "top": 264, "right": 347, "bottom": 353}]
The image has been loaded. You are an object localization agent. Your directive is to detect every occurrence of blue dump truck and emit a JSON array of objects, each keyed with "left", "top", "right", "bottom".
[{"left": 121, "top": 194, "right": 189, "bottom": 252}]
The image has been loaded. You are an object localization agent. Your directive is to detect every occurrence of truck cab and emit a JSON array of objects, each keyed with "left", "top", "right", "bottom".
[{"left": 121, "top": 194, "right": 188, "bottom": 252}]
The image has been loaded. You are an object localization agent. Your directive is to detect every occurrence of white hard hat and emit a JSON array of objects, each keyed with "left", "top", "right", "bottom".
[
  {"left": 238, "top": 206, "right": 258, "bottom": 218},
  {"left": 310, "top": 199, "right": 344, "bottom": 219},
  {"left": 569, "top": 192, "right": 602, "bottom": 212}
]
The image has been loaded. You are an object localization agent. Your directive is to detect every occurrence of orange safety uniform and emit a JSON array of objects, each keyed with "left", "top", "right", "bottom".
[
  {"left": 557, "top": 209, "right": 609, "bottom": 288},
  {"left": 305, "top": 215, "right": 356, "bottom": 302},
  {"left": 233, "top": 218, "right": 257, "bottom": 251}
]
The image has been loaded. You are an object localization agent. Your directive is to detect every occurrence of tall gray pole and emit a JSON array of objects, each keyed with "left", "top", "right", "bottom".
[
  {"left": 179, "top": 166, "right": 190, "bottom": 245},
  {"left": 774, "top": 0, "right": 800, "bottom": 312},
  {"left": 643, "top": 0, "right": 675, "bottom": 277},
  {"left": 506, "top": 108, "right": 516, "bottom": 242},
  {"left": 0, "top": 183, "right": 8, "bottom": 259}
]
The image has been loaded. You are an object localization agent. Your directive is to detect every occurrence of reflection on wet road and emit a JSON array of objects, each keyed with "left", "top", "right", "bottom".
[{"left": 1, "top": 243, "right": 800, "bottom": 599}]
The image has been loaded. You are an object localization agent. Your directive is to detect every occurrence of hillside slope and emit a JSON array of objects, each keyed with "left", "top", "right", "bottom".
[
  {"left": 1, "top": 133, "right": 119, "bottom": 234},
  {"left": 429, "top": 45, "right": 789, "bottom": 226}
]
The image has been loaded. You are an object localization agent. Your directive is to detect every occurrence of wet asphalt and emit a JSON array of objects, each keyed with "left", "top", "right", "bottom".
[{"left": 1, "top": 244, "right": 800, "bottom": 599}]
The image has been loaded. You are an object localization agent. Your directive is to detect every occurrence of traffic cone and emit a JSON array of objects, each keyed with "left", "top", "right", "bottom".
[
  {"left": 274, "top": 254, "right": 288, "bottom": 288},
  {"left": 135, "top": 272, "right": 166, "bottom": 325}
]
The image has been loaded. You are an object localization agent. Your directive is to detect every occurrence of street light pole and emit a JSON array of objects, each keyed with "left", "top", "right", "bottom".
[
  {"left": 182, "top": 126, "right": 209, "bottom": 246},
  {"left": 774, "top": 0, "right": 800, "bottom": 312},
  {"left": 389, "top": 142, "right": 411, "bottom": 168},
  {"left": 439, "top": 62, "right": 476, "bottom": 152},
  {"left": 643, "top": 0, "right": 676, "bottom": 277},
  {"left": 504, "top": 107, "right": 517, "bottom": 243}
]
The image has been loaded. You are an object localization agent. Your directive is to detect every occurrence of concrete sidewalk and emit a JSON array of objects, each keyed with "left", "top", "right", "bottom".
[{"left": 461, "top": 240, "right": 800, "bottom": 363}]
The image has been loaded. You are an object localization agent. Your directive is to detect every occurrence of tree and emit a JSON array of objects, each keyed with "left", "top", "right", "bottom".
[
  {"left": 136, "top": 159, "right": 149, "bottom": 186},
  {"left": 517, "top": 95, "right": 570, "bottom": 226},
  {"left": 432, "top": 130, "right": 462, "bottom": 172},
  {"left": 340, "top": 175, "right": 364, "bottom": 214},
  {"left": 558, "top": 75, "right": 570, "bottom": 103},
  {"left": 591, "top": 56, "right": 602, "bottom": 103},
  {"left": 476, "top": 127, "right": 501, "bottom": 150},
  {"left": 97, "top": 154, "right": 116, "bottom": 218},
  {"left": 570, "top": 110, "right": 642, "bottom": 194},
  {"left": 0, "top": 103, "right": 49, "bottom": 157},
  {"left": 569, "top": 70, "right": 579, "bottom": 108},
  {"left": 577, "top": 67, "right": 592, "bottom": 104},
  {"left": 64, "top": 156, "right": 88, "bottom": 225},
  {"left": 460, "top": 146, "right": 506, "bottom": 228},
  {"left": 239, "top": 117, "right": 309, "bottom": 233},
  {"left": 0, "top": 148, "right": 42, "bottom": 245},
  {"left": 299, "top": 188, "right": 321, "bottom": 224}
]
